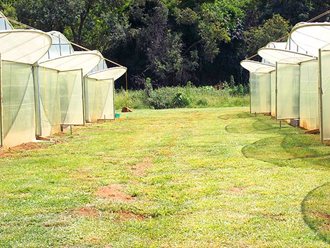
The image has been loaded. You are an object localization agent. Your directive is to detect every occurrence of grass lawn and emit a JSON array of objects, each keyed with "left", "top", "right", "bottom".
[{"left": 0, "top": 107, "right": 329, "bottom": 247}]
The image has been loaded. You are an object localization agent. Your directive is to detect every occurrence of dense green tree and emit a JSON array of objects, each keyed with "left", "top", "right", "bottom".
[
  {"left": 244, "top": 14, "right": 290, "bottom": 55},
  {"left": 0, "top": 0, "right": 329, "bottom": 87}
]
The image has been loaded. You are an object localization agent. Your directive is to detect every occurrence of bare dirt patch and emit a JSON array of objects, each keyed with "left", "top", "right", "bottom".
[
  {"left": 74, "top": 207, "right": 100, "bottom": 218},
  {"left": 131, "top": 158, "right": 153, "bottom": 177},
  {"left": 228, "top": 186, "right": 246, "bottom": 194},
  {"left": 96, "top": 184, "right": 134, "bottom": 202},
  {"left": 0, "top": 142, "right": 50, "bottom": 158},
  {"left": 117, "top": 211, "right": 145, "bottom": 221},
  {"left": 313, "top": 211, "right": 330, "bottom": 221}
]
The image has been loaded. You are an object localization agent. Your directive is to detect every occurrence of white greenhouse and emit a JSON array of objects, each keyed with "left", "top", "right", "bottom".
[
  {"left": 85, "top": 66, "right": 127, "bottom": 122},
  {"left": 0, "top": 30, "right": 52, "bottom": 147},
  {"left": 0, "top": 13, "right": 128, "bottom": 148},
  {"left": 258, "top": 47, "right": 314, "bottom": 120},
  {"left": 240, "top": 60, "right": 274, "bottom": 114}
]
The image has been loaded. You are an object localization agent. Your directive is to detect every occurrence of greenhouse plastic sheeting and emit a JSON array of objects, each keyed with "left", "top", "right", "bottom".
[
  {"left": 39, "top": 51, "right": 102, "bottom": 76},
  {"left": 36, "top": 67, "right": 61, "bottom": 137},
  {"left": 250, "top": 73, "right": 271, "bottom": 114},
  {"left": 320, "top": 50, "right": 330, "bottom": 141},
  {"left": 270, "top": 71, "right": 276, "bottom": 116},
  {"left": 88, "top": 66, "right": 127, "bottom": 80},
  {"left": 258, "top": 48, "right": 314, "bottom": 65},
  {"left": 289, "top": 23, "right": 330, "bottom": 56},
  {"left": 276, "top": 63, "right": 300, "bottom": 120},
  {"left": 58, "top": 70, "right": 84, "bottom": 125},
  {"left": 299, "top": 60, "right": 319, "bottom": 130},
  {"left": 40, "top": 31, "right": 74, "bottom": 61},
  {"left": 85, "top": 78, "right": 115, "bottom": 122},
  {"left": 2, "top": 61, "right": 36, "bottom": 147},
  {"left": 0, "top": 30, "right": 51, "bottom": 64}
]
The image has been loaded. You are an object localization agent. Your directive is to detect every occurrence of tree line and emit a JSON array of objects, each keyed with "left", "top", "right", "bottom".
[{"left": 1, "top": 0, "right": 329, "bottom": 88}]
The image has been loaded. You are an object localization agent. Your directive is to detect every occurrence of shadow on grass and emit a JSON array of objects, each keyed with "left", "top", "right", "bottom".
[
  {"left": 225, "top": 118, "right": 290, "bottom": 134},
  {"left": 301, "top": 182, "right": 330, "bottom": 244},
  {"left": 242, "top": 134, "right": 330, "bottom": 168},
  {"left": 218, "top": 112, "right": 252, "bottom": 120}
]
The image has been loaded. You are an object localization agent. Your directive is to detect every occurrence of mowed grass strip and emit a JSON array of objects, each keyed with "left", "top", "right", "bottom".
[{"left": 0, "top": 107, "right": 329, "bottom": 247}]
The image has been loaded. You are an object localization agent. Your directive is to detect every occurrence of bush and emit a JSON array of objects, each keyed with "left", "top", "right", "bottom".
[
  {"left": 172, "top": 92, "right": 191, "bottom": 108},
  {"left": 147, "top": 89, "right": 174, "bottom": 109},
  {"left": 115, "top": 84, "right": 249, "bottom": 110}
]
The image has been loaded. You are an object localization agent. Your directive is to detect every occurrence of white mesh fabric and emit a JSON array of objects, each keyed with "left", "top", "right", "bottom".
[
  {"left": 85, "top": 78, "right": 115, "bottom": 122},
  {"left": 320, "top": 50, "right": 330, "bottom": 140},
  {"left": 276, "top": 63, "right": 300, "bottom": 119},
  {"left": 37, "top": 67, "right": 61, "bottom": 137},
  {"left": 299, "top": 60, "right": 319, "bottom": 130},
  {"left": 250, "top": 73, "right": 271, "bottom": 114},
  {"left": 2, "top": 61, "right": 36, "bottom": 147},
  {"left": 58, "top": 70, "right": 84, "bottom": 125}
]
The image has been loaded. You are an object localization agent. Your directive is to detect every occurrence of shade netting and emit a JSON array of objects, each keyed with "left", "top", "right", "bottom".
[
  {"left": 276, "top": 63, "right": 300, "bottom": 120},
  {"left": 35, "top": 66, "right": 61, "bottom": 137},
  {"left": 250, "top": 72, "right": 271, "bottom": 114},
  {"left": 58, "top": 70, "right": 84, "bottom": 125},
  {"left": 299, "top": 60, "right": 319, "bottom": 130},
  {"left": 320, "top": 48, "right": 330, "bottom": 141},
  {"left": 2, "top": 61, "right": 35, "bottom": 147},
  {"left": 85, "top": 78, "right": 115, "bottom": 122}
]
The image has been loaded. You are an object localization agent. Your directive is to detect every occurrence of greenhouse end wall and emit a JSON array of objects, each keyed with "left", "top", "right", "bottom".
[
  {"left": 320, "top": 50, "right": 330, "bottom": 141},
  {"left": 36, "top": 66, "right": 61, "bottom": 137},
  {"left": 276, "top": 63, "right": 300, "bottom": 120},
  {"left": 299, "top": 60, "right": 319, "bottom": 131},
  {"left": 250, "top": 72, "right": 271, "bottom": 114},
  {"left": 2, "top": 61, "right": 36, "bottom": 148},
  {"left": 85, "top": 78, "right": 115, "bottom": 123},
  {"left": 58, "top": 69, "right": 84, "bottom": 125}
]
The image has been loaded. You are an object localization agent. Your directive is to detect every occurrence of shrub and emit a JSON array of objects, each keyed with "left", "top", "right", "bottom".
[
  {"left": 172, "top": 92, "right": 191, "bottom": 108},
  {"left": 147, "top": 88, "right": 174, "bottom": 109},
  {"left": 115, "top": 84, "right": 249, "bottom": 110}
]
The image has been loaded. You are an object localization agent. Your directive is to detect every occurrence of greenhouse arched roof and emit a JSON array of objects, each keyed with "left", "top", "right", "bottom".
[
  {"left": 87, "top": 67, "right": 127, "bottom": 81},
  {"left": 40, "top": 31, "right": 75, "bottom": 61},
  {"left": 0, "top": 30, "right": 52, "bottom": 64},
  {"left": 240, "top": 60, "right": 275, "bottom": 73},
  {"left": 289, "top": 22, "right": 330, "bottom": 56},
  {"left": 258, "top": 47, "right": 315, "bottom": 64},
  {"left": 39, "top": 51, "right": 103, "bottom": 76}
]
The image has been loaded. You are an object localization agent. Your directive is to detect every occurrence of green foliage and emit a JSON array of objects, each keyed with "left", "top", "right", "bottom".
[
  {"left": 244, "top": 14, "right": 290, "bottom": 55},
  {"left": 4, "top": 0, "right": 330, "bottom": 87},
  {"left": 115, "top": 85, "right": 249, "bottom": 110},
  {"left": 171, "top": 92, "right": 191, "bottom": 108},
  {"left": 147, "top": 87, "right": 177, "bottom": 109}
]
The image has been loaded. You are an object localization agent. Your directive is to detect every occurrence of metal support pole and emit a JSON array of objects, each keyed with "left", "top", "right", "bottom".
[
  {"left": 0, "top": 54, "right": 3, "bottom": 147},
  {"left": 318, "top": 49, "right": 324, "bottom": 143}
]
